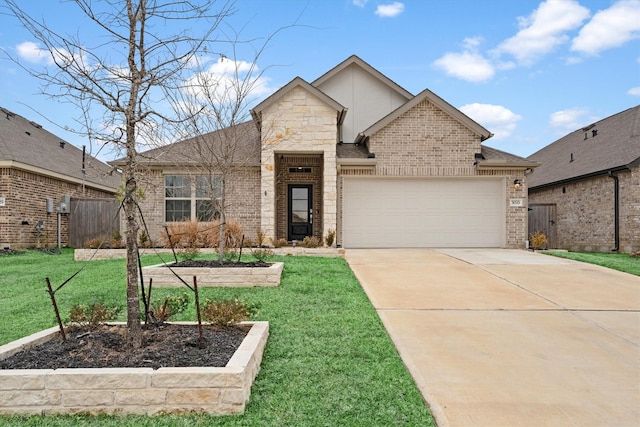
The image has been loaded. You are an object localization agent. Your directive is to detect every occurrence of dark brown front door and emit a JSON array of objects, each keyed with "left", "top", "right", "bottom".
[{"left": 288, "top": 184, "right": 312, "bottom": 241}]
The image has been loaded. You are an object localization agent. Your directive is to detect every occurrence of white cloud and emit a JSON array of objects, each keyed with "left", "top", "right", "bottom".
[
  {"left": 495, "top": 0, "right": 590, "bottom": 64},
  {"left": 628, "top": 87, "right": 640, "bottom": 96},
  {"left": 375, "top": 2, "right": 404, "bottom": 18},
  {"left": 549, "top": 108, "right": 591, "bottom": 131},
  {"left": 571, "top": 0, "right": 640, "bottom": 55},
  {"left": 460, "top": 103, "right": 522, "bottom": 139},
  {"left": 16, "top": 41, "right": 51, "bottom": 64},
  {"left": 434, "top": 52, "right": 495, "bottom": 82}
]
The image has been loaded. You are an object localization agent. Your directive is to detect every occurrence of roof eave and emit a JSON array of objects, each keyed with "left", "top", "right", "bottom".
[
  {"left": 475, "top": 159, "right": 541, "bottom": 170},
  {"left": 529, "top": 164, "right": 633, "bottom": 191}
]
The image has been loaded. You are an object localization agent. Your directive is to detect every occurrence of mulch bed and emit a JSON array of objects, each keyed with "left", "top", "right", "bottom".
[
  {"left": 0, "top": 323, "right": 249, "bottom": 370},
  {"left": 170, "top": 260, "right": 270, "bottom": 268}
]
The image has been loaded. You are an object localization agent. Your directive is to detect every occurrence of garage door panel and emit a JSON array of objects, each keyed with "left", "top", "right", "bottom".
[{"left": 343, "top": 178, "right": 504, "bottom": 248}]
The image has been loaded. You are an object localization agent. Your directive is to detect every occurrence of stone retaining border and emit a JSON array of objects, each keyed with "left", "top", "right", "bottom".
[
  {"left": 141, "top": 262, "right": 284, "bottom": 287},
  {"left": 0, "top": 321, "right": 268, "bottom": 416}
]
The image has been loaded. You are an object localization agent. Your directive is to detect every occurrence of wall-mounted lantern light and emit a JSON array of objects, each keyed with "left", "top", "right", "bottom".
[{"left": 513, "top": 179, "right": 522, "bottom": 190}]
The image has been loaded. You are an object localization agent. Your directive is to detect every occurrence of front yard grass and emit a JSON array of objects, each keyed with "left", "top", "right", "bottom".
[
  {"left": 544, "top": 251, "right": 640, "bottom": 276},
  {"left": 0, "top": 249, "right": 434, "bottom": 426}
]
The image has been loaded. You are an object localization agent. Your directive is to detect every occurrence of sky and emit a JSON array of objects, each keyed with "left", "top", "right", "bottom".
[{"left": 1, "top": 0, "right": 639, "bottom": 163}]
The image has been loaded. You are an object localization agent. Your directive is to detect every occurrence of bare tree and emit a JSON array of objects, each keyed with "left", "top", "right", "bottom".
[{"left": 3, "top": 0, "right": 236, "bottom": 348}]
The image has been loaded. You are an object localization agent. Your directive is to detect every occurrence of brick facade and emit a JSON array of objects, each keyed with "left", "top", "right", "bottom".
[
  {"left": 529, "top": 167, "right": 639, "bottom": 253},
  {"left": 0, "top": 168, "right": 114, "bottom": 248},
  {"left": 336, "top": 98, "right": 530, "bottom": 249},
  {"left": 135, "top": 167, "right": 261, "bottom": 245}
]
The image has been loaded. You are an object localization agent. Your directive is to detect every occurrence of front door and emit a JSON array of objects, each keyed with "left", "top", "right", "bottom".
[{"left": 288, "top": 184, "right": 313, "bottom": 241}]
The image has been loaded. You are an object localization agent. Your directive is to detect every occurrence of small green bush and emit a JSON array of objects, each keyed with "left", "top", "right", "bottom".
[
  {"left": 149, "top": 292, "right": 189, "bottom": 322},
  {"left": 202, "top": 299, "right": 258, "bottom": 326},
  {"left": 325, "top": 229, "right": 336, "bottom": 247},
  {"left": 68, "top": 303, "right": 119, "bottom": 327},
  {"left": 251, "top": 247, "right": 274, "bottom": 262}
]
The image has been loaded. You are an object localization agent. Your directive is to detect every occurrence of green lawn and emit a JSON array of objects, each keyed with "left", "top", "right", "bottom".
[
  {"left": 0, "top": 249, "right": 434, "bottom": 426},
  {"left": 543, "top": 251, "right": 640, "bottom": 276}
]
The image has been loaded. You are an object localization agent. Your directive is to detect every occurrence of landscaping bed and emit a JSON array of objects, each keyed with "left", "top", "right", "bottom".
[{"left": 142, "top": 261, "right": 284, "bottom": 287}]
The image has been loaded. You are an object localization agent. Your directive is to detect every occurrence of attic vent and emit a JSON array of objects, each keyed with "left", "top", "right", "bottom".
[
  {"left": 592, "top": 129, "right": 597, "bottom": 137},
  {"left": 25, "top": 131, "right": 31, "bottom": 136},
  {"left": 570, "top": 153, "right": 574, "bottom": 163},
  {"left": 59, "top": 141, "right": 65, "bottom": 148}
]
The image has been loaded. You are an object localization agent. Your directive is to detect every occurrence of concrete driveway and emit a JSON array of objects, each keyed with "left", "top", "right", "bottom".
[{"left": 345, "top": 249, "right": 640, "bottom": 427}]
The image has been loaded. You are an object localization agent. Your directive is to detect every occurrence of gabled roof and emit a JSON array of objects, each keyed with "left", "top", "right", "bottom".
[
  {"left": 312, "top": 55, "right": 413, "bottom": 100},
  {"left": 0, "top": 107, "right": 120, "bottom": 192},
  {"left": 250, "top": 77, "right": 347, "bottom": 130},
  {"left": 110, "top": 121, "right": 261, "bottom": 167},
  {"left": 355, "top": 88, "right": 493, "bottom": 143},
  {"left": 527, "top": 105, "right": 640, "bottom": 189}
]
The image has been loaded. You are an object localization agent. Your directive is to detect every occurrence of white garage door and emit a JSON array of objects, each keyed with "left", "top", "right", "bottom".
[{"left": 342, "top": 177, "right": 505, "bottom": 248}]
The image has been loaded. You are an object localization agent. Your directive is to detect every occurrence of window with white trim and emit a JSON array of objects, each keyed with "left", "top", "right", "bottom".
[{"left": 165, "top": 175, "right": 222, "bottom": 222}]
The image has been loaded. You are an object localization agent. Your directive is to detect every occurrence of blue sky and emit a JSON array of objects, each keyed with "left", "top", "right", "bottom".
[{"left": 1, "top": 0, "right": 639, "bottom": 161}]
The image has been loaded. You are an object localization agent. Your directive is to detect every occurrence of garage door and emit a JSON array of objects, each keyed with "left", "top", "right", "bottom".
[{"left": 342, "top": 177, "right": 505, "bottom": 248}]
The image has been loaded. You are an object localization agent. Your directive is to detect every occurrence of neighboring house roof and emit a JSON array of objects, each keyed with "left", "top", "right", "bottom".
[
  {"left": 250, "top": 77, "right": 347, "bottom": 130},
  {"left": 0, "top": 107, "right": 120, "bottom": 192},
  {"left": 111, "top": 120, "right": 261, "bottom": 167},
  {"left": 354, "top": 88, "right": 493, "bottom": 144},
  {"left": 527, "top": 105, "right": 640, "bottom": 189},
  {"left": 312, "top": 54, "right": 414, "bottom": 100}
]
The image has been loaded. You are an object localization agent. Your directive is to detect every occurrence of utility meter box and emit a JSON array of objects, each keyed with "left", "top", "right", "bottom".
[
  {"left": 59, "top": 195, "right": 71, "bottom": 214},
  {"left": 46, "top": 198, "right": 54, "bottom": 213}
]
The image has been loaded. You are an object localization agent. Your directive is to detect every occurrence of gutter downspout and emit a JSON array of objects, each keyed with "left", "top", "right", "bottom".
[{"left": 608, "top": 171, "right": 620, "bottom": 252}]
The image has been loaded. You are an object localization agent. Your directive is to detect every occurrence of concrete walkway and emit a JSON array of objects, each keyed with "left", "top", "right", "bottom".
[{"left": 345, "top": 249, "right": 640, "bottom": 427}]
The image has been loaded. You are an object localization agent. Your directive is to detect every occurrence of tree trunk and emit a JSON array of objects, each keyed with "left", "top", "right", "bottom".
[
  {"left": 217, "top": 210, "right": 226, "bottom": 263},
  {"left": 124, "top": 176, "right": 142, "bottom": 348}
]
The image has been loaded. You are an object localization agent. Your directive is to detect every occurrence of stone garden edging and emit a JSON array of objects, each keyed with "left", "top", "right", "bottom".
[
  {"left": 0, "top": 321, "right": 268, "bottom": 416},
  {"left": 141, "top": 262, "right": 284, "bottom": 287}
]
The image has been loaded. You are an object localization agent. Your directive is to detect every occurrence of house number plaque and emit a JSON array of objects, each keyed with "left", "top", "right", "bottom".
[{"left": 509, "top": 198, "right": 524, "bottom": 207}]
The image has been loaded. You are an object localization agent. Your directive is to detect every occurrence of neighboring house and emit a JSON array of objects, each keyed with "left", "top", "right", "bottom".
[
  {"left": 118, "top": 55, "right": 538, "bottom": 248},
  {"left": 527, "top": 105, "right": 640, "bottom": 253},
  {"left": 0, "top": 107, "right": 121, "bottom": 248}
]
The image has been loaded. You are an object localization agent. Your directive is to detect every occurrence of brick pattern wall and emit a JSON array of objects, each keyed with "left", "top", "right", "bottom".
[
  {"left": 529, "top": 168, "right": 639, "bottom": 253},
  {"left": 260, "top": 86, "right": 338, "bottom": 241},
  {"left": 0, "top": 168, "right": 114, "bottom": 248},
  {"left": 135, "top": 167, "right": 261, "bottom": 245},
  {"left": 275, "top": 155, "right": 323, "bottom": 240},
  {"left": 336, "top": 98, "right": 530, "bottom": 249}
]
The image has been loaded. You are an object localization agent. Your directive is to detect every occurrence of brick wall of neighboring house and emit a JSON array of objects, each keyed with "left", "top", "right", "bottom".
[
  {"left": 528, "top": 167, "right": 639, "bottom": 253},
  {"left": 337, "top": 98, "right": 529, "bottom": 249},
  {"left": 0, "top": 168, "right": 114, "bottom": 248},
  {"left": 135, "top": 167, "right": 261, "bottom": 246},
  {"left": 260, "top": 86, "right": 338, "bottom": 241}
]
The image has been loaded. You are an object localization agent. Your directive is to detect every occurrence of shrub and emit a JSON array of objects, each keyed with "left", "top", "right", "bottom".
[
  {"left": 110, "top": 231, "right": 123, "bottom": 248},
  {"left": 149, "top": 292, "right": 190, "bottom": 322},
  {"left": 251, "top": 247, "right": 274, "bottom": 263},
  {"left": 302, "top": 236, "right": 321, "bottom": 248},
  {"left": 256, "top": 230, "right": 268, "bottom": 248},
  {"left": 138, "top": 230, "right": 151, "bottom": 248},
  {"left": 325, "top": 229, "right": 336, "bottom": 247},
  {"left": 529, "top": 231, "right": 548, "bottom": 250},
  {"left": 68, "top": 303, "right": 119, "bottom": 327},
  {"left": 83, "top": 238, "right": 104, "bottom": 249},
  {"left": 202, "top": 299, "right": 258, "bottom": 326},
  {"left": 272, "top": 238, "right": 288, "bottom": 248}
]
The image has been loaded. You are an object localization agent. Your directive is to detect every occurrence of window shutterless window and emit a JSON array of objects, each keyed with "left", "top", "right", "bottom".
[{"left": 165, "top": 175, "right": 222, "bottom": 222}]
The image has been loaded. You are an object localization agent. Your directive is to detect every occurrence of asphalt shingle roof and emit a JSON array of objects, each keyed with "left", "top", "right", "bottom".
[
  {"left": 0, "top": 107, "right": 121, "bottom": 190},
  {"left": 527, "top": 105, "right": 640, "bottom": 188}
]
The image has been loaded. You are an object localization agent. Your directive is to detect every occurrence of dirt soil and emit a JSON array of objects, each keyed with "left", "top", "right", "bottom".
[
  {"left": 171, "top": 260, "right": 270, "bottom": 268},
  {"left": 0, "top": 323, "right": 249, "bottom": 370}
]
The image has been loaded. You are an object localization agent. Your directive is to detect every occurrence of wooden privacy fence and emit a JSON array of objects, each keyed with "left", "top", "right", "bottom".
[
  {"left": 69, "top": 198, "right": 120, "bottom": 248},
  {"left": 528, "top": 204, "right": 557, "bottom": 249}
]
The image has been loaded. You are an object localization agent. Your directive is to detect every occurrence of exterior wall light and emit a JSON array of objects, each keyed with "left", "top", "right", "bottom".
[{"left": 513, "top": 179, "right": 522, "bottom": 190}]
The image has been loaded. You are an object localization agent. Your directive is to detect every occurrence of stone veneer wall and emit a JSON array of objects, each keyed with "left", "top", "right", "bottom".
[
  {"left": 0, "top": 168, "right": 115, "bottom": 248},
  {"left": 528, "top": 168, "right": 639, "bottom": 253},
  {"left": 134, "top": 167, "right": 261, "bottom": 245},
  {"left": 260, "top": 86, "right": 338, "bottom": 241},
  {"left": 336, "top": 98, "right": 530, "bottom": 249}
]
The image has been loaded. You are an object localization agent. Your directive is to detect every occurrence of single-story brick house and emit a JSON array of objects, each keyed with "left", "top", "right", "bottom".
[
  {"left": 118, "top": 55, "right": 539, "bottom": 248},
  {"left": 0, "top": 107, "right": 121, "bottom": 248},
  {"left": 527, "top": 105, "right": 640, "bottom": 253}
]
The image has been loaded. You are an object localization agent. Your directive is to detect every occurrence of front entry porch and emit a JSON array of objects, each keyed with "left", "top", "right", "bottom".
[{"left": 275, "top": 154, "right": 324, "bottom": 242}]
